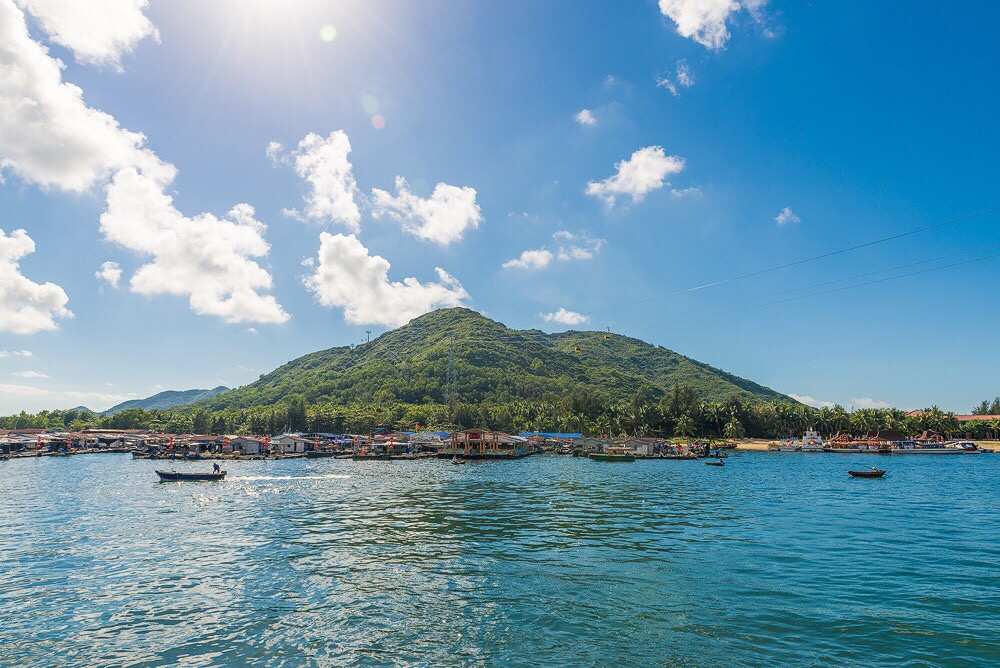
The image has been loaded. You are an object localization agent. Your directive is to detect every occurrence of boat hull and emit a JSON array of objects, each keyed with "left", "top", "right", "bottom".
[
  {"left": 156, "top": 470, "right": 226, "bottom": 481},
  {"left": 589, "top": 454, "right": 635, "bottom": 462},
  {"left": 848, "top": 470, "right": 886, "bottom": 478},
  {"left": 891, "top": 448, "right": 965, "bottom": 455}
]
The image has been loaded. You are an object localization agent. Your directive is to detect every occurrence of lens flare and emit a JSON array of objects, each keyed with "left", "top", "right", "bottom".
[
  {"left": 361, "top": 93, "right": 380, "bottom": 115},
  {"left": 319, "top": 25, "right": 337, "bottom": 42},
  {"left": 371, "top": 114, "right": 385, "bottom": 130}
]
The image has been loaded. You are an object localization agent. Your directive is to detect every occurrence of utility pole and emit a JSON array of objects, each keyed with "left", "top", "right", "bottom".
[{"left": 366, "top": 330, "right": 371, "bottom": 343}]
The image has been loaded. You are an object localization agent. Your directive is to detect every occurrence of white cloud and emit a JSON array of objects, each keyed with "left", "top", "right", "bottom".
[
  {"left": 371, "top": 176, "right": 482, "bottom": 246},
  {"left": 553, "top": 230, "right": 603, "bottom": 261},
  {"left": 775, "top": 206, "right": 800, "bottom": 226},
  {"left": 100, "top": 168, "right": 289, "bottom": 324},
  {"left": 671, "top": 186, "right": 703, "bottom": 198},
  {"left": 241, "top": 327, "right": 258, "bottom": 335},
  {"left": 0, "top": 349, "right": 32, "bottom": 357},
  {"left": 586, "top": 146, "right": 686, "bottom": 207},
  {"left": 575, "top": 109, "right": 597, "bottom": 126},
  {"left": 676, "top": 60, "right": 695, "bottom": 87},
  {"left": 542, "top": 308, "right": 588, "bottom": 326},
  {"left": 304, "top": 232, "right": 469, "bottom": 327},
  {"left": 504, "top": 231, "right": 603, "bottom": 270},
  {"left": 658, "top": 0, "right": 768, "bottom": 51},
  {"left": 656, "top": 60, "right": 696, "bottom": 97},
  {"left": 0, "top": 381, "right": 131, "bottom": 412},
  {"left": 15, "top": 0, "right": 158, "bottom": 70},
  {"left": 502, "top": 249, "right": 554, "bottom": 271},
  {"left": 0, "top": 0, "right": 168, "bottom": 192},
  {"left": 95, "top": 260, "right": 121, "bottom": 288},
  {"left": 655, "top": 76, "right": 679, "bottom": 97},
  {"left": 0, "top": 227, "right": 72, "bottom": 334},
  {"left": 273, "top": 131, "right": 361, "bottom": 231},
  {"left": 851, "top": 397, "right": 892, "bottom": 410},
  {"left": 788, "top": 393, "right": 835, "bottom": 409},
  {"left": 13, "top": 369, "right": 48, "bottom": 378}
]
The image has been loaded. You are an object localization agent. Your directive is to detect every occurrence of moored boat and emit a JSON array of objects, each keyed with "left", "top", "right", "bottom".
[
  {"left": 705, "top": 459, "right": 725, "bottom": 466},
  {"left": 891, "top": 441, "right": 966, "bottom": 455},
  {"left": 801, "top": 429, "right": 825, "bottom": 452},
  {"left": 156, "top": 470, "right": 227, "bottom": 481},
  {"left": 848, "top": 468, "right": 886, "bottom": 478},
  {"left": 589, "top": 446, "right": 635, "bottom": 462}
]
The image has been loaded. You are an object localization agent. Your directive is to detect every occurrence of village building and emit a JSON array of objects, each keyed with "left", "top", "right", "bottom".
[
  {"left": 271, "top": 434, "right": 311, "bottom": 454},
  {"left": 451, "top": 429, "right": 527, "bottom": 457}
]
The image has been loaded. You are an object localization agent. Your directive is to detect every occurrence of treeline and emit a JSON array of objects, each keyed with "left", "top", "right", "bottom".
[
  {"left": 1, "top": 385, "right": 990, "bottom": 439},
  {"left": 972, "top": 398, "right": 1000, "bottom": 415}
]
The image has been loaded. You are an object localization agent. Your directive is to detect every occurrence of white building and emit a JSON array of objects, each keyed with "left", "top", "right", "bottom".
[{"left": 271, "top": 434, "right": 310, "bottom": 454}]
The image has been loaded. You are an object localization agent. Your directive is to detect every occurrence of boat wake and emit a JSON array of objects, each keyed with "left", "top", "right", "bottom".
[{"left": 232, "top": 474, "right": 352, "bottom": 481}]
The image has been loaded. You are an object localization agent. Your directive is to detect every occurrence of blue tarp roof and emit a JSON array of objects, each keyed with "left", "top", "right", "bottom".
[{"left": 519, "top": 432, "right": 582, "bottom": 439}]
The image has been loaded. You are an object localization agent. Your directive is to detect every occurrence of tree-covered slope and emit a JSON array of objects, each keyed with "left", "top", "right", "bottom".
[
  {"left": 202, "top": 308, "right": 790, "bottom": 411},
  {"left": 102, "top": 386, "right": 229, "bottom": 416}
]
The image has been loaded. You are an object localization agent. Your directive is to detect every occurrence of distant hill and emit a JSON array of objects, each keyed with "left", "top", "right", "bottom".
[
  {"left": 200, "top": 308, "right": 790, "bottom": 409},
  {"left": 103, "top": 387, "right": 229, "bottom": 416}
]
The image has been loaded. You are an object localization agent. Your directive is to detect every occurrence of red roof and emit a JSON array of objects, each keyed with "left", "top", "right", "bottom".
[{"left": 955, "top": 415, "right": 1000, "bottom": 422}]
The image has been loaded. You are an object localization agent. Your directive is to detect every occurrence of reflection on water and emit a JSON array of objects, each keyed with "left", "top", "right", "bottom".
[{"left": 1, "top": 453, "right": 998, "bottom": 666}]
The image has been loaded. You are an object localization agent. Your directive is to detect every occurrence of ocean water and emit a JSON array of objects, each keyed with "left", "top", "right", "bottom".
[{"left": 0, "top": 452, "right": 997, "bottom": 667}]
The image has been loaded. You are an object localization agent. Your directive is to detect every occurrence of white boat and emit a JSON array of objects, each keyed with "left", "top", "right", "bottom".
[
  {"left": 777, "top": 439, "right": 801, "bottom": 452},
  {"left": 891, "top": 440, "right": 966, "bottom": 455},
  {"left": 801, "top": 429, "right": 825, "bottom": 452}
]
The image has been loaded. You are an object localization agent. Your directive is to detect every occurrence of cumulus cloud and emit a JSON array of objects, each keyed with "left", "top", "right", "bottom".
[
  {"left": 851, "top": 397, "right": 892, "bottom": 410},
  {"left": 371, "top": 176, "right": 482, "bottom": 246},
  {"left": 775, "top": 206, "right": 800, "bottom": 226},
  {"left": 586, "top": 146, "right": 686, "bottom": 207},
  {"left": 15, "top": 0, "right": 158, "bottom": 70},
  {"left": 0, "top": 227, "right": 72, "bottom": 333},
  {"left": 502, "top": 249, "right": 554, "bottom": 271},
  {"left": 503, "top": 231, "right": 604, "bottom": 270},
  {"left": 575, "top": 109, "right": 597, "bottom": 126},
  {"left": 272, "top": 131, "right": 361, "bottom": 231},
  {"left": 101, "top": 168, "right": 289, "bottom": 324},
  {"left": 304, "top": 232, "right": 469, "bottom": 327},
  {"left": 0, "top": 0, "right": 168, "bottom": 192},
  {"left": 0, "top": 2, "right": 287, "bottom": 324},
  {"left": 12, "top": 369, "right": 48, "bottom": 378},
  {"left": 656, "top": 60, "right": 696, "bottom": 97},
  {"left": 0, "top": 349, "right": 31, "bottom": 357},
  {"left": 553, "top": 230, "right": 604, "bottom": 261},
  {"left": 95, "top": 260, "right": 121, "bottom": 288},
  {"left": 542, "top": 308, "right": 588, "bottom": 326},
  {"left": 658, "top": 0, "right": 768, "bottom": 51},
  {"left": 788, "top": 393, "right": 836, "bottom": 409}
]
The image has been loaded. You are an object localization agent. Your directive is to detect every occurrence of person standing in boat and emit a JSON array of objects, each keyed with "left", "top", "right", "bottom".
[{"left": 213, "top": 462, "right": 221, "bottom": 474}]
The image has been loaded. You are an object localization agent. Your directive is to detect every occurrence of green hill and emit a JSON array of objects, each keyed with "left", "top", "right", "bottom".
[
  {"left": 203, "top": 308, "right": 789, "bottom": 410},
  {"left": 102, "top": 386, "right": 229, "bottom": 416}
]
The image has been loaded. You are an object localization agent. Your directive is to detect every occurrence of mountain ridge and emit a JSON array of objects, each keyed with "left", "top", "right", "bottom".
[
  {"left": 102, "top": 386, "right": 229, "bottom": 416},
  {"left": 201, "top": 308, "right": 791, "bottom": 410}
]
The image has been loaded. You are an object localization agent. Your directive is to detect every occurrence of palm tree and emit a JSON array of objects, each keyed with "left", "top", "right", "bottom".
[
  {"left": 704, "top": 402, "right": 723, "bottom": 437},
  {"left": 675, "top": 414, "right": 694, "bottom": 439},
  {"left": 724, "top": 412, "right": 745, "bottom": 440}
]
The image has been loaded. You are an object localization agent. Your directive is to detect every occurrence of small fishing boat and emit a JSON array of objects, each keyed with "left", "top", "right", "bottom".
[
  {"left": 451, "top": 456, "right": 469, "bottom": 465},
  {"left": 305, "top": 450, "right": 342, "bottom": 458},
  {"left": 589, "top": 446, "right": 635, "bottom": 462},
  {"left": 156, "top": 470, "right": 226, "bottom": 481},
  {"left": 352, "top": 453, "right": 392, "bottom": 461},
  {"left": 705, "top": 459, "right": 725, "bottom": 467},
  {"left": 848, "top": 469, "right": 886, "bottom": 478}
]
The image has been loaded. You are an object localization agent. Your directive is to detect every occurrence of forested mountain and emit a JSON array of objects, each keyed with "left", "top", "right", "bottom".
[
  {"left": 102, "top": 387, "right": 229, "bottom": 416},
  {"left": 202, "top": 308, "right": 789, "bottom": 410}
]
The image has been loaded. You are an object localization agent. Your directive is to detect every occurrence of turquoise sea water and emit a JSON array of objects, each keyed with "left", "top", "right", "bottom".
[{"left": 1, "top": 452, "right": 997, "bottom": 667}]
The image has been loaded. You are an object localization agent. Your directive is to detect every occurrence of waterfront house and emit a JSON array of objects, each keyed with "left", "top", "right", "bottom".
[
  {"left": 271, "top": 434, "right": 310, "bottom": 454},
  {"left": 573, "top": 437, "right": 612, "bottom": 454},
  {"left": 228, "top": 436, "right": 264, "bottom": 455},
  {"left": 619, "top": 437, "right": 668, "bottom": 456},
  {"left": 452, "top": 429, "right": 526, "bottom": 456}
]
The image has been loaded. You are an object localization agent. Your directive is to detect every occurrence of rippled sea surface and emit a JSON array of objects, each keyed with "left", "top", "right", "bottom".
[{"left": 1, "top": 452, "right": 998, "bottom": 667}]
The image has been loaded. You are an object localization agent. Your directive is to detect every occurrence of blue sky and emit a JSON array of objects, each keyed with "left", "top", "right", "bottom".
[{"left": 0, "top": 0, "right": 998, "bottom": 414}]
